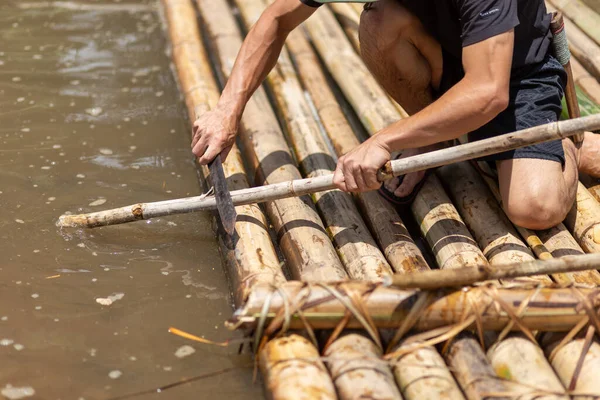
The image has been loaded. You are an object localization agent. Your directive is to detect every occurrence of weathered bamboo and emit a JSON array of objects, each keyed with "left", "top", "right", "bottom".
[
  {"left": 411, "top": 174, "right": 489, "bottom": 270},
  {"left": 324, "top": 334, "right": 402, "bottom": 399},
  {"left": 487, "top": 335, "right": 569, "bottom": 399},
  {"left": 162, "top": 0, "right": 285, "bottom": 306},
  {"left": 283, "top": 16, "right": 429, "bottom": 274},
  {"left": 229, "top": 281, "right": 600, "bottom": 331},
  {"left": 329, "top": 3, "right": 361, "bottom": 53},
  {"left": 259, "top": 334, "right": 337, "bottom": 400},
  {"left": 384, "top": 252, "right": 600, "bottom": 289},
  {"left": 564, "top": 183, "right": 600, "bottom": 254},
  {"left": 548, "top": 0, "right": 600, "bottom": 46},
  {"left": 196, "top": 0, "right": 346, "bottom": 282},
  {"left": 589, "top": 184, "right": 600, "bottom": 202},
  {"left": 542, "top": 332, "right": 600, "bottom": 395},
  {"left": 571, "top": 58, "right": 600, "bottom": 105},
  {"left": 57, "top": 114, "right": 600, "bottom": 228},
  {"left": 445, "top": 332, "right": 512, "bottom": 400},
  {"left": 390, "top": 340, "right": 465, "bottom": 400},
  {"left": 230, "top": 0, "right": 392, "bottom": 281}
]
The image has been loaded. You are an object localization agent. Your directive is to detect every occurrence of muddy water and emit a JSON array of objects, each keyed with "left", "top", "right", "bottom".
[{"left": 0, "top": 1, "right": 260, "bottom": 399}]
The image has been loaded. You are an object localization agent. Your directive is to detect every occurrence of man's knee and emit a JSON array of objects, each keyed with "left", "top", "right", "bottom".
[{"left": 504, "top": 192, "right": 571, "bottom": 230}]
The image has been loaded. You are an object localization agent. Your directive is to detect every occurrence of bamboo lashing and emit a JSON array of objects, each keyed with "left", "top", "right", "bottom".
[
  {"left": 229, "top": 281, "right": 600, "bottom": 332},
  {"left": 229, "top": 0, "right": 392, "bottom": 280},
  {"left": 383, "top": 253, "right": 600, "bottom": 289},
  {"left": 161, "top": 0, "right": 285, "bottom": 306}
]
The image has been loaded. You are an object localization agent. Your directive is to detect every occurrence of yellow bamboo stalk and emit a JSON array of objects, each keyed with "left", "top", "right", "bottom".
[
  {"left": 328, "top": 3, "right": 361, "bottom": 53},
  {"left": 162, "top": 0, "right": 285, "bottom": 306},
  {"left": 548, "top": 0, "right": 600, "bottom": 46},
  {"left": 283, "top": 18, "right": 429, "bottom": 274},
  {"left": 564, "top": 183, "right": 600, "bottom": 253},
  {"left": 324, "top": 334, "right": 402, "bottom": 399},
  {"left": 487, "top": 335, "right": 569, "bottom": 399},
  {"left": 445, "top": 332, "right": 512, "bottom": 400},
  {"left": 589, "top": 184, "right": 600, "bottom": 202},
  {"left": 259, "top": 335, "right": 337, "bottom": 400},
  {"left": 196, "top": 0, "right": 347, "bottom": 282},
  {"left": 229, "top": 0, "right": 392, "bottom": 280}
]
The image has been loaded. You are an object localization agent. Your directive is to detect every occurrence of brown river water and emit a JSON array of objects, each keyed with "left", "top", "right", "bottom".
[{"left": 0, "top": 1, "right": 260, "bottom": 399}]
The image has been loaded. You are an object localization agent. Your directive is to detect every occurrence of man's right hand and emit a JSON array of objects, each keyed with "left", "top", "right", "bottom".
[{"left": 191, "top": 106, "right": 238, "bottom": 165}]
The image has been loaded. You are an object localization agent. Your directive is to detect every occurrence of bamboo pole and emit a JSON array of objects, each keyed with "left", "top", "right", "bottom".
[
  {"left": 324, "top": 334, "right": 402, "bottom": 399},
  {"left": 259, "top": 334, "right": 337, "bottom": 400},
  {"left": 195, "top": 0, "right": 346, "bottom": 282},
  {"left": 564, "top": 183, "right": 600, "bottom": 254},
  {"left": 487, "top": 335, "right": 569, "bottom": 399},
  {"left": 283, "top": 16, "right": 429, "bottom": 274},
  {"left": 390, "top": 340, "right": 465, "bottom": 400},
  {"left": 548, "top": 0, "right": 600, "bottom": 46},
  {"left": 571, "top": 57, "right": 600, "bottom": 105},
  {"left": 161, "top": 0, "right": 285, "bottom": 306},
  {"left": 542, "top": 332, "right": 600, "bottom": 395},
  {"left": 589, "top": 184, "right": 600, "bottom": 202},
  {"left": 229, "top": 281, "right": 599, "bottom": 331},
  {"left": 328, "top": 3, "right": 361, "bottom": 53},
  {"left": 384, "top": 252, "right": 600, "bottom": 289},
  {"left": 411, "top": 174, "right": 489, "bottom": 270},
  {"left": 229, "top": 0, "right": 392, "bottom": 281}
]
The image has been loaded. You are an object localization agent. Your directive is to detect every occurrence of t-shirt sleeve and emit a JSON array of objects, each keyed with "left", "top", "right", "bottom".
[
  {"left": 456, "top": 0, "right": 519, "bottom": 47},
  {"left": 300, "top": 0, "right": 322, "bottom": 7}
]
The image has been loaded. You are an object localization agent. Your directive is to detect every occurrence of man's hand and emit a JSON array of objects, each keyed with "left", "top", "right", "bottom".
[
  {"left": 333, "top": 136, "right": 390, "bottom": 193},
  {"left": 191, "top": 107, "right": 238, "bottom": 164}
]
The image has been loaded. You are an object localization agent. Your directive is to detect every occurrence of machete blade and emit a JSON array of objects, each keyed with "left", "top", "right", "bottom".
[{"left": 209, "top": 155, "right": 237, "bottom": 235}]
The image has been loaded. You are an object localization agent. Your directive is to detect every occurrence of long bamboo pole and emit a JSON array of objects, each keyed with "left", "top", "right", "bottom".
[
  {"left": 161, "top": 0, "right": 285, "bottom": 306},
  {"left": 230, "top": 0, "right": 392, "bottom": 281},
  {"left": 195, "top": 0, "right": 346, "bottom": 282},
  {"left": 57, "top": 114, "right": 600, "bottom": 228},
  {"left": 564, "top": 183, "right": 600, "bottom": 254},
  {"left": 229, "top": 281, "right": 600, "bottom": 331},
  {"left": 384, "top": 252, "right": 600, "bottom": 289}
]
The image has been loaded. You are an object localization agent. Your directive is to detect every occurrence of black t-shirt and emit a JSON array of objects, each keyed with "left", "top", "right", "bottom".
[{"left": 300, "top": 0, "right": 552, "bottom": 68}]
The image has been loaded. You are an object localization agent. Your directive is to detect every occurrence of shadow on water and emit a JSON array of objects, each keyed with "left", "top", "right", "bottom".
[{"left": 0, "top": 1, "right": 260, "bottom": 399}]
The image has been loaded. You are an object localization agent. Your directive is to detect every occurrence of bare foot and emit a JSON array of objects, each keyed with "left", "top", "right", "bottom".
[
  {"left": 383, "top": 148, "right": 427, "bottom": 197},
  {"left": 578, "top": 131, "right": 600, "bottom": 178}
]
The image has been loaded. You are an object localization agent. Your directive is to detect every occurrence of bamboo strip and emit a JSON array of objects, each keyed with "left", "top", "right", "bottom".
[
  {"left": 542, "top": 333, "right": 600, "bottom": 395},
  {"left": 196, "top": 0, "right": 347, "bottom": 282},
  {"left": 259, "top": 334, "right": 337, "bottom": 400},
  {"left": 229, "top": 281, "right": 600, "bottom": 331},
  {"left": 411, "top": 174, "right": 489, "bottom": 270},
  {"left": 324, "top": 334, "right": 402, "bottom": 399},
  {"left": 445, "top": 333, "right": 511, "bottom": 400},
  {"left": 564, "top": 183, "right": 600, "bottom": 253},
  {"left": 391, "top": 341, "right": 465, "bottom": 400},
  {"left": 162, "top": 0, "right": 285, "bottom": 306},
  {"left": 548, "top": 0, "right": 600, "bottom": 46},
  {"left": 283, "top": 18, "right": 429, "bottom": 274},
  {"left": 487, "top": 335, "right": 569, "bottom": 399},
  {"left": 230, "top": 0, "right": 392, "bottom": 280}
]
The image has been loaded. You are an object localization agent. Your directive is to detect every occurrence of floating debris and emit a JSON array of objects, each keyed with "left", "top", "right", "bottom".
[
  {"left": 13, "top": 344, "right": 24, "bottom": 351},
  {"left": 98, "top": 148, "right": 113, "bottom": 155},
  {"left": 95, "top": 292, "right": 125, "bottom": 306},
  {"left": 1, "top": 385, "right": 35, "bottom": 400},
  {"left": 85, "top": 107, "right": 103, "bottom": 117},
  {"left": 108, "top": 370, "right": 122, "bottom": 379},
  {"left": 15, "top": 219, "right": 24, "bottom": 224},
  {"left": 0, "top": 339, "right": 14, "bottom": 346},
  {"left": 31, "top": 293, "right": 39, "bottom": 299},
  {"left": 174, "top": 345, "right": 195, "bottom": 358},
  {"left": 89, "top": 199, "right": 107, "bottom": 207},
  {"left": 76, "top": 174, "right": 86, "bottom": 178}
]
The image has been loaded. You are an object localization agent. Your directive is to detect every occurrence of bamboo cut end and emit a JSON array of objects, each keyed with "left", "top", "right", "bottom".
[{"left": 56, "top": 214, "right": 87, "bottom": 228}]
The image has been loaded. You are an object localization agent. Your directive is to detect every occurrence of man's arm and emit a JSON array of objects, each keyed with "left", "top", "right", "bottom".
[
  {"left": 192, "top": 0, "right": 318, "bottom": 164},
  {"left": 333, "top": 30, "right": 514, "bottom": 192}
]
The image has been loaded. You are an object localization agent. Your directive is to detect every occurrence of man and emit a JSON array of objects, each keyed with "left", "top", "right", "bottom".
[{"left": 191, "top": 0, "right": 600, "bottom": 230}]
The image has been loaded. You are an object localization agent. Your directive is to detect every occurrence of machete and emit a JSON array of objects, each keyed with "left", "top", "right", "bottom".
[{"left": 209, "top": 154, "right": 237, "bottom": 235}]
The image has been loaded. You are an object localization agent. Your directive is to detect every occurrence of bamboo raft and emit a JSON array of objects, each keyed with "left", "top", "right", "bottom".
[{"left": 157, "top": 0, "right": 600, "bottom": 398}]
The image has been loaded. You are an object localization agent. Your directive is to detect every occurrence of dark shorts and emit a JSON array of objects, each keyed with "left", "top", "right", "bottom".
[{"left": 437, "top": 50, "right": 568, "bottom": 165}]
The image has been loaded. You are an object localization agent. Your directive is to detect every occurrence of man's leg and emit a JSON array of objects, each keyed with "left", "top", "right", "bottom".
[
  {"left": 497, "top": 139, "right": 579, "bottom": 230},
  {"left": 359, "top": 0, "right": 442, "bottom": 197}
]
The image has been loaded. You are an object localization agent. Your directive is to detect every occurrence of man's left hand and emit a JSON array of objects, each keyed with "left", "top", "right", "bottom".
[{"left": 333, "top": 136, "right": 390, "bottom": 193}]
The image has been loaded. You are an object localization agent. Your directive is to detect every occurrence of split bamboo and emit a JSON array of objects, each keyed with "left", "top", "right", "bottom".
[
  {"left": 390, "top": 340, "right": 465, "bottom": 400},
  {"left": 564, "top": 183, "right": 600, "bottom": 254},
  {"left": 445, "top": 332, "right": 512, "bottom": 400},
  {"left": 195, "top": 0, "right": 347, "bottom": 282},
  {"left": 259, "top": 334, "right": 337, "bottom": 400},
  {"left": 547, "top": 0, "right": 600, "bottom": 46},
  {"left": 324, "top": 334, "right": 402, "bottom": 399},
  {"left": 283, "top": 16, "right": 429, "bottom": 274},
  {"left": 542, "top": 332, "right": 600, "bottom": 395},
  {"left": 229, "top": 281, "right": 600, "bottom": 331},
  {"left": 411, "top": 174, "right": 489, "bottom": 270},
  {"left": 161, "top": 0, "right": 285, "bottom": 306},
  {"left": 487, "top": 335, "right": 569, "bottom": 399},
  {"left": 230, "top": 0, "right": 392, "bottom": 280}
]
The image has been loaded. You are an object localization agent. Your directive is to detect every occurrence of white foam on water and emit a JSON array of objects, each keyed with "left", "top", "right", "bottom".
[
  {"left": 174, "top": 345, "right": 195, "bottom": 358},
  {"left": 1, "top": 385, "right": 35, "bottom": 399}
]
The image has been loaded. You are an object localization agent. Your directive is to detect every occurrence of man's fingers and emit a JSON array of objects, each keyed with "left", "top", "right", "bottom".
[
  {"left": 192, "top": 137, "right": 208, "bottom": 158},
  {"left": 353, "top": 169, "right": 368, "bottom": 193},
  {"left": 333, "top": 163, "right": 347, "bottom": 191},
  {"left": 363, "top": 167, "right": 381, "bottom": 190},
  {"left": 199, "top": 145, "right": 219, "bottom": 165},
  {"left": 342, "top": 164, "right": 358, "bottom": 192},
  {"left": 220, "top": 145, "right": 233, "bottom": 161}
]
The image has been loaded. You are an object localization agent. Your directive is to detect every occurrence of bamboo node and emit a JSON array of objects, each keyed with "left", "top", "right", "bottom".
[{"left": 131, "top": 204, "right": 144, "bottom": 219}]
